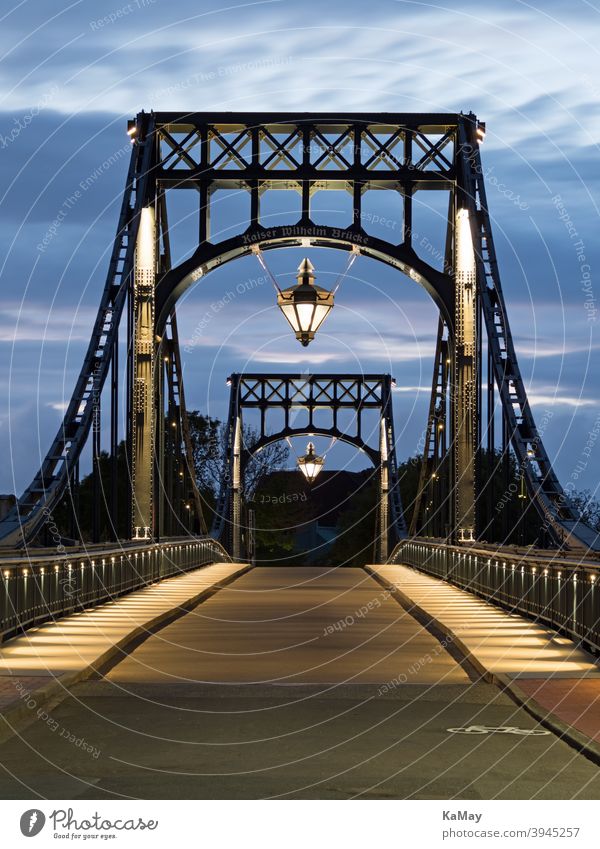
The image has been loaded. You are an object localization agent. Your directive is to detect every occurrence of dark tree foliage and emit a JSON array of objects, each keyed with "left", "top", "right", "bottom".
[
  {"left": 252, "top": 471, "right": 312, "bottom": 564},
  {"left": 50, "top": 412, "right": 289, "bottom": 542},
  {"left": 399, "top": 448, "right": 559, "bottom": 547},
  {"left": 252, "top": 469, "right": 378, "bottom": 567},
  {"left": 53, "top": 442, "right": 130, "bottom": 542},
  {"left": 475, "top": 448, "right": 544, "bottom": 545},
  {"left": 187, "top": 411, "right": 289, "bottom": 534},
  {"left": 186, "top": 411, "right": 289, "bottom": 500},
  {"left": 186, "top": 412, "right": 221, "bottom": 503},
  {"left": 568, "top": 489, "right": 600, "bottom": 531},
  {"left": 327, "top": 477, "right": 378, "bottom": 567}
]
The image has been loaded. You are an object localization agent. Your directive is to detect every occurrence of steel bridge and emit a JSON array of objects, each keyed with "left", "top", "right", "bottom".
[{"left": 0, "top": 109, "right": 599, "bottom": 648}]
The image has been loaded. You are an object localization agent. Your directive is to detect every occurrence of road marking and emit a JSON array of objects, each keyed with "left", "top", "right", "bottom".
[{"left": 447, "top": 725, "right": 551, "bottom": 736}]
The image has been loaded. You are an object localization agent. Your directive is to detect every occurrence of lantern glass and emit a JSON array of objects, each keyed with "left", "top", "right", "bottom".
[
  {"left": 279, "top": 302, "right": 300, "bottom": 332},
  {"left": 311, "top": 302, "right": 331, "bottom": 332}
]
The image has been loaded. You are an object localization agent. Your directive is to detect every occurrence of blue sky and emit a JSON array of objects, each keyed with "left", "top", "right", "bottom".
[{"left": 0, "top": 0, "right": 599, "bottom": 497}]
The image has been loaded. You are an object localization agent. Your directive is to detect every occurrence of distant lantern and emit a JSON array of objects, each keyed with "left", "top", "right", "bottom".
[
  {"left": 277, "top": 258, "right": 334, "bottom": 346},
  {"left": 297, "top": 442, "right": 324, "bottom": 484}
]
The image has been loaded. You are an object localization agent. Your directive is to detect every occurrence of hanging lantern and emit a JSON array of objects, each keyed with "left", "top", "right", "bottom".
[
  {"left": 277, "top": 258, "right": 334, "bottom": 346},
  {"left": 297, "top": 441, "right": 324, "bottom": 483}
]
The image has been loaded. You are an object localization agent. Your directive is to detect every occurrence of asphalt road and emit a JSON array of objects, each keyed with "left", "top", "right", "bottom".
[{"left": 0, "top": 566, "right": 598, "bottom": 799}]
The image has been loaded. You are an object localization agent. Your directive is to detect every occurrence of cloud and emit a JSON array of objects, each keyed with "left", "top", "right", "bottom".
[
  {"left": 1, "top": 0, "right": 599, "bottom": 154},
  {"left": 240, "top": 349, "right": 347, "bottom": 366},
  {"left": 515, "top": 339, "right": 600, "bottom": 359},
  {"left": 526, "top": 391, "right": 596, "bottom": 409},
  {"left": 392, "top": 385, "right": 431, "bottom": 394},
  {"left": 0, "top": 302, "right": 98, "bottom": 342}
]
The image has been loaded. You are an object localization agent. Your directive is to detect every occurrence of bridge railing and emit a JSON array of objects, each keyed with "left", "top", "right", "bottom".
[
  {"left": 388, "top": 538, "right": 600, "bottom": 654},
  {"left": 0, "top": 536, "right": 231, "bottom": 642}
]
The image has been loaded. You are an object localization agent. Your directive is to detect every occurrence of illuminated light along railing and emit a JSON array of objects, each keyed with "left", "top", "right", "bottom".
[
  {"left": 0, "top": 536, "right": 231, "bottom": 642},
  {"left": 388, "top": 538, "right": 600, "bottom": 653}
]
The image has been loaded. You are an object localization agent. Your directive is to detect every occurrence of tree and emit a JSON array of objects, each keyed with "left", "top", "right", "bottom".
[
  {"left": 253, "top": 469, "right": 377, "bottom": 567},
  {"left": 568, "top": 489, "right": 600, "bottom": 531},
  {"left": 186, "top": 411, "right": 289, "bottom": 501},
  {"left": 53, "top": 441, "right": 130, "bottom": 542},
  {"left": 186, "top": 412, "right": 221, "bottom": 504},
  {"left": 399, "top": 448, "right": 546, "bottom": 546},
  {"left": 327, "top": 477, "right": 377, "bottom": 567},
  {"left": 253, "top": 471, "right": 311, "bottom": 564}
]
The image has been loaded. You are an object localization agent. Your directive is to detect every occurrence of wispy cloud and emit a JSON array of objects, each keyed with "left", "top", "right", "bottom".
[
  {"left": 0, "top": 303, "right": 97, "bottom": 343},
  {"left": 514, "top": 339, "right": 599, "bottom": 359},
  {"left": 527, "top": 388, "right": 597, "bottom": 408},
  {"left": 1, "top": 1, "right": 599, "bottom": 152},
  {"left": 392, "top": 385, "right": 431, "bottom": 394}
]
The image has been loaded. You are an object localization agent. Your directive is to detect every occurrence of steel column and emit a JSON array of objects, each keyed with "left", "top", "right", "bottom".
[
  {"left": 131, "top": 206, "right": 157, "bottom": 538},
  {"left": 453, "top": 208, "right": 477, "bottom": 541},
  {"left": 379, "top": 415, "right": 390, "bottom": 562},
  {"left": 232, "top": 411, "right": 243, "bottom": 561}
]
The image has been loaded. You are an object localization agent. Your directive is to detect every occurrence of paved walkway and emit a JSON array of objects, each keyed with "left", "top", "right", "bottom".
[
  {"left": 0, "top": 562, "right": 247, "bottom": 733},
  {"left": 367, "top": 564, "right": 600, "bottom": 751}
]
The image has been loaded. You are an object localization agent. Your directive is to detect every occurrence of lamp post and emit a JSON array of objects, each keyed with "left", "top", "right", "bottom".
[
  {"left": 277, "top": 259, "right": 334, "bottom": 346},
  {"left": 296, "top": 442, "right": 324, "bottom": 484}
]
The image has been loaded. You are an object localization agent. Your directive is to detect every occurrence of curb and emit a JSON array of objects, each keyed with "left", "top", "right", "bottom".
[
  {"left": 364, "top": 564, "right": 600, "bottom": 767},
  {"left": 495, "top": 673, "right": 600, "bottom": 767},
  {"left": 0, "top": 562, "right": 251, "bottom": 746}
]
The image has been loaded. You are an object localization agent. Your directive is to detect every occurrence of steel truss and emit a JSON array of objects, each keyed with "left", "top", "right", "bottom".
[
  {"left": 212, "top": 373, "right": 406, "bottom": 560},
  {"left": 0, "top": 110, "right": 596, "bottom": 551}
]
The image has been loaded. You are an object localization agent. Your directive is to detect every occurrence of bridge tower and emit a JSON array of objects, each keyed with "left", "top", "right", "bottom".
[{"left": 213, "top": 373, "right": 406, "bottom": 560}]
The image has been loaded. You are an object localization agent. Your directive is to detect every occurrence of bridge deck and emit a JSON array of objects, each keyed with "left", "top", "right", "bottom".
[
  {"left": 0, "top": 566, "right": 599, "bottom": 799},
  {"left": 107, "top": 566, "right": 468, "bottom": 685}
]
